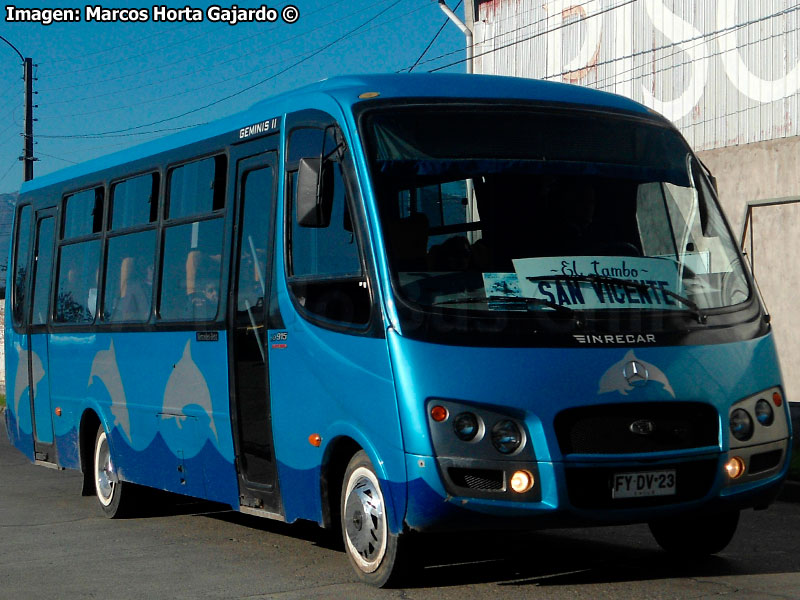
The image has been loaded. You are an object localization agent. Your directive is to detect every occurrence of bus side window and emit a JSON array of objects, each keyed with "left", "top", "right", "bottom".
[
  {"left": 103, "top": 172, "right": 159, "bottom": 323},
  {"left": 286, "top": 126, "right": 370, "bottom": 327},
  {"left": 158, "top": 156, "right": 226, "bottom": 322},
  {"left": 31, "top": 217, "right": 55, "bottom": 326},
  {"left": 103, "top": 231, "right": 156, "bottom": 322},
  {"left": 55, "top": 241, "right": 101, "bottom": 323},
  {"left": 12, "top": 205, "right": 33, "bottom": 326},
  {"left": 55, "top": 186, "right": 105, "bottom": 324},
  {"left": 159, "top": 220, "right": 224, "bottom": 321}
]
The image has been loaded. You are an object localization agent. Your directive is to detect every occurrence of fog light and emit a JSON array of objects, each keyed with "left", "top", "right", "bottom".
[
  {"left": 510, "top": 470, "right": 534, "bottom": 493},
  {"left": 725, "top": 456, "right": 746, "bottom": 479},
  {"left": 431, "top": 405, "right": 448, "bottom": 422}
]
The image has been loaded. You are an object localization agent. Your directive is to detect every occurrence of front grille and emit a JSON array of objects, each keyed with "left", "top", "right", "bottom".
[
  {"left": 749, "top": 449, "right": 783, "bottom": 474},
  {"left": 555, "top": 402, "right": 719, "bottom": 455},
  {"left": 447, "top": 467, "right": 504, "bottom": 491},
  {"left": 565, "top": 459, "right": 717, "bottom": 509}
]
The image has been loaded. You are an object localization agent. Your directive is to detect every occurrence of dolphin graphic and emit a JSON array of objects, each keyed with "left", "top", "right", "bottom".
[
  {"left": 88, "top": 340, "right": 132, "bottom": 441},
  {"left": 597, "top": 350, "right": 675, "bottom": 397},
  {"left": 13, "top": 343, "right": 45, "bottom": 434},
  {"left": 163, "top": 340, "right": 218, "bottom": 443}
]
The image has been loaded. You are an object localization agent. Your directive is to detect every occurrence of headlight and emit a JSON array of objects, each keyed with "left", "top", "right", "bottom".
[
  {"left": 730, "top": 408, "right": 754, "bottom": 441},
  {"left": 491, "top": 419, "right": 523, "bottom": 454},
  {"left": 453, "top": 412, "right": 480, "bottom": 441},
  {"left": 754, "top": 399, "right": 774, "bottom": 426}
]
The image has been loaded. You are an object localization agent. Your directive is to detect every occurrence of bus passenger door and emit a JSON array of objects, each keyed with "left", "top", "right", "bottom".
[
  {"left": 229, "top": 148, "right": 281, "bottom": 514},
  {"left": 28, "top": 211, "right": 57, "bottom": 463}
]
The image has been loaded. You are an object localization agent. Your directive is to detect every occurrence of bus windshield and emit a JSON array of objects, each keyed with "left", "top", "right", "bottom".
[{"left": 363, "top": 106, "right": 750, "bottom": 329}]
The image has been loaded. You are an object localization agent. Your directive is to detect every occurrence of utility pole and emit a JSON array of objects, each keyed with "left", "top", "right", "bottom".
[
  {"left": 23, "top": 57, "right": 35, "bottom": 181},
  {"left": 1, "top": 35, "right": 36, "bottom": 182}
]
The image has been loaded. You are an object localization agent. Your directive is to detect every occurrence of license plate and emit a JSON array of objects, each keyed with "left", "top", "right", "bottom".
[{"left": 611, "top": 470, "right": 676, "bottom": 499}]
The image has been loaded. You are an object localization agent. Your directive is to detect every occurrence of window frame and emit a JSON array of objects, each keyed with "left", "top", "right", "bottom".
[
  {"left": 108, "top": 170, "right": 160, "bottom": 232},
  {"left": 29, "top": 213, "right": 57, "bottom": 331},
  {"left": 53, "top": 185, "right": 106, "bottom": 327},
  {"left": 99, "top": 169, "right": 162, "bottom": 324},
  {"left": 156, "top": 152, "right": 228, "bottom": 324},
  {"left": 165, "top": 154, "right": 227, "bottom": 221},
  {"left": 283, "top": 112, "right": 378, "bottom": 335},
  {"left": 11, "top": 203, "right": 33, "bottom": 329}
]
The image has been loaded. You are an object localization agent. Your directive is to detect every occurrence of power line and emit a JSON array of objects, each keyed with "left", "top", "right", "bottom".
[
  {"left": 37, "top": 123, "right": 206, "bottom": 140},
  {"left": 0, "top": 103, "right": 23, "bottom": 138},
  {"left": 405, "top": 0, "right": 630, "bottom": 71},
  {"left": 38, "top": 0, "right": 356, "bottom": 94},
  {"left": 43, "top": 0, "right": 420, "bottom": 113},
  {"left": 589, "top": 25, "right": 800, "bottom": 99},
  {"left": 0, "top": 160, "right": 18, "bottom": 188},
  {"left": 424, "top": 0, "right": 798, "bottom": 77},
  {"left": 39, "top": 0, "right": 407, "bottom": 140},
  {"left": 43, "top": 22, "right": 231, "bottom": 78},
  {"left": 583, "top": 5, "right": 800, "bottom": 90},
  {"left": 35, "top": 151, "right": 78, "bottom": 164},
  {"left": 405, "top": 0, "right": 462, "bottom": 73},
  {"left": 429, "top": 0, "right": 638, "bottom": 73},
  {"left": 42, "top": 25, "right": 198, "bottom": 67}
]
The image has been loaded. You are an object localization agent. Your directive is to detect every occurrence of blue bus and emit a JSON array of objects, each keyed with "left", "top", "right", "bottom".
[{"left": 5, "top": 74, "right": 792, "bottom": 586}]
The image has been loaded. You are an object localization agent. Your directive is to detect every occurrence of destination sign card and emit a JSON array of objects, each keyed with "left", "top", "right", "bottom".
[{"left": 481, "top": 256, "right": 684, "bottom": 311}]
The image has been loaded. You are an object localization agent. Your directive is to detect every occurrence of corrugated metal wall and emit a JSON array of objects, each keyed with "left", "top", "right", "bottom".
[{"left": 471, "top": 0, "right": 800, "bottom": 151}]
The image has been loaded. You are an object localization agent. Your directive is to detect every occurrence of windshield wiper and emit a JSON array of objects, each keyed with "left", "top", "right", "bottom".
[
  {"left": 526, "top": 274, "right": 708, "bottom": 324},
  {"left": 431, "top": 295, "right": 576, "bottom": 316}
]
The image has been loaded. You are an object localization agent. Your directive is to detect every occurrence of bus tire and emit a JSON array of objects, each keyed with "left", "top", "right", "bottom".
[
  {"left": 649, "top": 510, "right": 739, "bottom": 556},
  {"left": 340, "top": 450, "right": 406, "bottom": 587},
  {"left": 93, "top": 426, "right": 134, "bottom": 518}
]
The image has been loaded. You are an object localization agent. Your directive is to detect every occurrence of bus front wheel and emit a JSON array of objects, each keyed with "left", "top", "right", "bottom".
[
  {"left": 340, "top": 451, "right": 406, "bottom": 587},
  {"left": 93, "top": 426, "right": 134, "bottom": 518},
  {"left": 649, "top": 510, "right": 740, "bottom": 556}
]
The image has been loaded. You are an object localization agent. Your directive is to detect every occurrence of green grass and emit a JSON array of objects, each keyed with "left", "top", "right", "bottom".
[{"left": 0, "top": 393, "right": 5, "bottom": 409}]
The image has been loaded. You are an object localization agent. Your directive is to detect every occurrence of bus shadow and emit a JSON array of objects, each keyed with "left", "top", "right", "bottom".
[
  {"left": 128, "top": 488, "right": 232, "bottom": 519},
  {"left": 204, "top": 509, "right": 344, "bottom": 549},
  {"left": 140, "top": 494, "right": 797, "bottom": 589},
  {"left": 402, "top": 529, "right": 745, "bottom": 589}
]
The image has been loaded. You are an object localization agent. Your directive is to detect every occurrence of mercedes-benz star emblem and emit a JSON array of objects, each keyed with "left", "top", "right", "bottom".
[
  {"left": 623, "top": 360, "right": 649, "bottom": 387},
  {"left": 629, "top": 419, "right": 656, "bottom": 435}
]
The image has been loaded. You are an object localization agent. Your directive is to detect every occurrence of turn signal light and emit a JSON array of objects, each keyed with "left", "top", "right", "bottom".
[
  {"left": 773, "top": 391, "right": 783, "bottom": 407},
  {"left": 725, "top": 456, "right": 746, "bottom": 479},
  {"left": 308, "top": 433, "right": 322, "bottom": 447},
  {"left": 431, "top": 405, "right": 449, "bottom": 422},
  {"left": 510, "top": 470, "right": 535, "bottom": 493}
]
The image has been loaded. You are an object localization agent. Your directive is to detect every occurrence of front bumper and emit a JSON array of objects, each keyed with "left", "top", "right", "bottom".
[{"left": 403, "top": 440, "right": 791, "bottom": 533}]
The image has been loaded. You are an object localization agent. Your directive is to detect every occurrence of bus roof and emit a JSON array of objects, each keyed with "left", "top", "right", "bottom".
[{"left": 21, "top": 73, "right": 654, "bottom": 195}]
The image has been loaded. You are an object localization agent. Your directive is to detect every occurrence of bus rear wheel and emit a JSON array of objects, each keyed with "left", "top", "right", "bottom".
[
  {"left": 340, "top": 451, "right": 406, "bottom": 587},
  {"left": 94, "top": 426, "right": 134, "bottom": 518},
  {"left": 649, "top": 510, "right": 739, "bottom": 556}
]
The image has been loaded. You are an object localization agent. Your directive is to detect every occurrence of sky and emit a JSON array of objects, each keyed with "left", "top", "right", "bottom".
[{"left": 0, "top": 0, "right": 468, "bottom": 194}]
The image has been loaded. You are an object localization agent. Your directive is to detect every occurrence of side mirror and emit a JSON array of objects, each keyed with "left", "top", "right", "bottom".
[{"left": 297, "top": 157, "right": 333, "bottom": 228}]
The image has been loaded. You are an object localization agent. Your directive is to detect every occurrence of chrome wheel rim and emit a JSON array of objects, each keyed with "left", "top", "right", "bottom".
[
  {"left": 343, "top": 466, "right": 387, "bottom": 573},
  {"left": 95, "top": 431, "right": 115, "bottom": 506}
]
